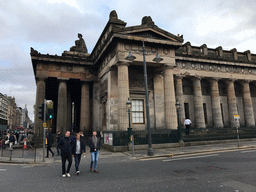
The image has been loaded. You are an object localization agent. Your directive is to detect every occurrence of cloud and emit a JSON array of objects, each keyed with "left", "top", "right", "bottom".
[{"left": 1, "top": 0, "right": 256, "bottom": 122}]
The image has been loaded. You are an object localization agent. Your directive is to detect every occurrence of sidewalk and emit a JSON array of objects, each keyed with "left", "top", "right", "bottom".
[
  {"left": 1, "top": 138, "right": 256, "bottom": 163},
  {"left": 123, "top": 138, "right": 256, "bottom": 159}
]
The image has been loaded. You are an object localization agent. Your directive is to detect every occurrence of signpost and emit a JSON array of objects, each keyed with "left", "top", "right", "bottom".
[{"left": 233, "top": 115, "right": 240, "bottom": 147}]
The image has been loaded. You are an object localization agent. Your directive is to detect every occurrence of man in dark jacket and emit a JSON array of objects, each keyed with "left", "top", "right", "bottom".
[
  {"left": 46, "top": 132, "right": 54, "bottom": 158},
  {"left": 72, "top": 133, "right": 86, "bottom": 175},
  {"left": 58, "top": 131, "right": 73, "bottom": 178},
  {"left": 56, "top": 131, "right": 63, "bottom": 156},
  {"left": 88, "top": 131, "right": 101, "bottom": 173}
]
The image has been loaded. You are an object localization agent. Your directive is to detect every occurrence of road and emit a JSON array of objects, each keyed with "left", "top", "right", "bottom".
[{"left": 0, "top": 149, "right": 256, "bottom": 192}]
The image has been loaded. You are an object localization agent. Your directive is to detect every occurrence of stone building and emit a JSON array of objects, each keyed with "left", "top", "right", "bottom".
[{"left": 31, "top": 11, "right": 256, "bottom": 136}]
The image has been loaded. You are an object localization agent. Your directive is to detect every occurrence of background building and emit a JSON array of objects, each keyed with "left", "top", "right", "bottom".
[{"left": 31, "top": 11, "right": 256, "bottom": 137}]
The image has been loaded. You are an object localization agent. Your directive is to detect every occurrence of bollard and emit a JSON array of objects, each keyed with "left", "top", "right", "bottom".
[
  {"left": 9, "top": 150, "right": 12, "bottom": 161},
  {"left": 23, "top": 139, "right": 27, "bottom": 150},
  {"left": 132, "top": 135, "right": 134, "bottom": 157},
  {"left": 22, "top": 147, "right": 24, "bottom": 158},
  {"left": 34, "top": 147, "right": 36, "bottom": 162},
  {"left": 1, "top": 142, "right": 3, "bottom": 157}
]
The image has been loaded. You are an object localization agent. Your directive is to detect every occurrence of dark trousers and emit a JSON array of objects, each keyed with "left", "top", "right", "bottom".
[
  {"left": 46, "top": 146, "right": 54, "bottom": 157},
  {"left": 185, "top": 125, "right": 190, "bottom": 135},
  {"left": 56, "top": 146, "right": 60, "bottom": 155},
  {"left": 61, "top": 154, "right": 72, "bottom": 174},
  {"left": 74, "top": 154, "right": 82, "bottom": 171}
]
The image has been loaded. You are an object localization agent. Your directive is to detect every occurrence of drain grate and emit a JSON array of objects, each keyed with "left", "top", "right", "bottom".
[
  {"left": 174, "top": 169, "right": 196, "bottom": 174},
  {"left": 196, "top": 166, "right": 227, "bottom": 172}
]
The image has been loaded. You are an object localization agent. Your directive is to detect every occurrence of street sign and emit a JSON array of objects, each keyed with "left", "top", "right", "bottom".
[
  {"left": 233, "top": 115, "right": 240, "bottom": 120},
  {"left": 43, "top": 123, "right": 47, "bottom": 127}
]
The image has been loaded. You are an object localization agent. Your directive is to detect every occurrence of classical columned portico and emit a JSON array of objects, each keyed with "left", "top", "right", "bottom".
[
  {"left": 34, "top": 78, "right": 46, "bottom": 136},
  {"left": 210, "top": 78, "right": 223, "bottom": 128},
  {"left": 57, "top": 79, "right": 68, "bottom": 133},
  {"left": 241, "top": 80, "right": 255, "bottom": 127},
  {"left": 175, "top": 75, "right": 185, "bottom": 125},
  {"left": 163, "top": 67, "right": 177, "bottom": 129},
  {"left": 226, "top": 79, "right": 239, "bottom": 128},
  {"left": 117, "top": 62, "right": 130, "bottom": 131},
  {"left": 80, "top": 82, "right": 90, "bottom": 133},
  {"left": 192, "top": 77, "right": 205, "bottom": 128}
]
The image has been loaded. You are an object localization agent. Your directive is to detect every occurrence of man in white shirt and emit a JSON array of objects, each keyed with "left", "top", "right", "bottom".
[
  {"left": 184, "top": 118, "right": 192, "bottom": 136},
  {"left": 72, "top": 133, "right": 86, "bottom": 175}
]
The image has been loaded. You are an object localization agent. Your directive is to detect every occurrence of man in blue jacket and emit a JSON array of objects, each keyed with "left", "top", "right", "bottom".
[
  {"left": 58, "top": 131, "right": 73, "bottom": 178},
  {"left": 72, "top": 133, "right": 86, "bottom": 175}
]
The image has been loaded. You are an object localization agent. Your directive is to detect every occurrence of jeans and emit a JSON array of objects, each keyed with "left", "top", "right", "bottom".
[
  {"left": 74, "top": 154, "right": 82, "bottom": 171},
  {"left": 90, "top": 151, "right": 99, "bottom": 170},
  {"left": 61, "top": 154, "right": 72, "bottom": 174}
]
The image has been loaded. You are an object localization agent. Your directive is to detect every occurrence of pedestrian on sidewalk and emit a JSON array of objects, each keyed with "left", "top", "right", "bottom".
[
  {"left": 14, "top": 130, "right": 19, "bottom": 145},
  {"left": 56, "top": 131, "right": 63, "bottom": 156},
  {"left": 45, "top": 132, "right": 54, "bottom": 158},
  {"left": 72, "top": 133, "right": 86, "bottom": 175},
  {"left": 88, "top": 131, "right": 101, "bottom": 173},
  {"left": 8, "top": 132, "right": 15, "bottom": 151},
  {"left": 184, "top": 118, "right": 192, "bottom": 136},
  {"left": 58, "top": 130, "right": 73, "bottom": 178}
]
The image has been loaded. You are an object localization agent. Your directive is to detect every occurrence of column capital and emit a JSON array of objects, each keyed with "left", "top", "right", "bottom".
[
  {"left": 239, "top": 79, "right": 251, "bottom": 85},
  {"left": 208, "top": 77, "right": 220, "bottom": 84},
  {"left": 225, "top": 78, "right": 236, "bottom": 84},
  {"left": 57, "top": 78, "right": 69, "bottom": 82},
  {"left": 191, "top": 75, "right": 202, "bottom": 81},
  {"left": 116, "top": 61, "right": 130, "bottom": 66},
  {"left": 174, "top": 74, "right": 185, "bottom": 80},
  {"left": 36, "top": 77, "right": 47, "bottom": 82}
]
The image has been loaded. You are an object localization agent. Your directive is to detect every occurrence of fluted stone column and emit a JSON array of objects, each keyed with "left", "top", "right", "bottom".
[
  {"left": 80, "top": 82, "right": 90, "bottom": 133},
  {"left": 241, "top": 80, "right": 255, "bottom": 127},
  {"left": 67, "top": 86, "right": 72, "bottom": 132},
  {"left": 163, "top": 67, "right": 177, "bottom": 129},
  {"left": 226, "top": 79, "right": 239, "bottom": 127},
  {"left": 34, "top": 78, "right": 46, "bottom": 136},
  {"left": 210, "top": 78, "right": 223, "bottom": 128},
  {"left": 118, "top": 62, "right": 129, "bottom": 131},
  {"left": 175, "top": 75, "right": 185, "bottom": 125},
  {"left": 192, "top": 77, "right": 205, "bottom": 128},
  {"left": 57, "top": 79, "right": 68, "bottom": 133},
  {"left": 153, "top": 73, "right": 165, "bottom": 129}
]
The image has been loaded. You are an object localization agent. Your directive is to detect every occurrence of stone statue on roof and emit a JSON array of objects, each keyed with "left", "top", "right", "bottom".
[
  {"left": 141, "top": 16, "right": 155, "bottom": 25},
  {"left": 70, "top": 33, "right": 88, "bottom": 53}
]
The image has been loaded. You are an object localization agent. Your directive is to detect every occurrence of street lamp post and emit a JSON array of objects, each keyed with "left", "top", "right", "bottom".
[
  {"left": 126, "top": 98, "right": 132, "bottom": 143},
  {"left": 125, "top": 41, "right": 163, "bottom": 156},
  {"left": 175, "top": 100, "right": 183, "bottom": 144}
]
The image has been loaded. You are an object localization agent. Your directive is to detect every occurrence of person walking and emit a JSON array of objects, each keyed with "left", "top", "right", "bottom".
[
  {"left": 8, "top": 133, "right": 16, "bottom": 151},
  {"left": 56, "top": 131, "right": 63, "bottom": 156},
  {"left": 45, "top": 132, "right": 54, "bottom": 158},
  {"left": 72, "top": 133, "right": 86, "bottom": 175},
  {"left": 184, "top": 118, "right": 192, "bottom": 136},
  {"left": 14, "top": 130, "right": 19, "bottom": 145},
  {"left": 58, "top": 131, "right": 73, "bottom": 178},
  {"left": 88, "top": 131, "right": 101, "bottom": 173}
]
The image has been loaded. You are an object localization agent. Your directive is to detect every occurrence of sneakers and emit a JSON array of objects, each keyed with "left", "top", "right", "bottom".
[
  {"left": 76, "top": 171, "right": 80, "bottom": 175},
  {"left": 94, "top": 170, "right": 98, "bottom": 173},
  {"left": 66, "top": 173, "right": 71, "bottom": 178},
  {"left": 62, "top": 174, "right": 66, "bottom": 178}
]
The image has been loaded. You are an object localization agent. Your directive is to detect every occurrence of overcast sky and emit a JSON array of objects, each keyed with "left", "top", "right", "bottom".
[{"left": 1, "top": 0, "right": 255, "bottom": 122}]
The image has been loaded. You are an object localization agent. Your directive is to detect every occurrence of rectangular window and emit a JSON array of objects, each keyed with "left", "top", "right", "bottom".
[
  {"left": 203, "top": 103, "right": 208, "bottom": 124},
  {"left": 132, "top": 99, "right": 144, "bottom": 124},
  {"left": 184, "top": 103, "right": 189, "bottom": 119}
]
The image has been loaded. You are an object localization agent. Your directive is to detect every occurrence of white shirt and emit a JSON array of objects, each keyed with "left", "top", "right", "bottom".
[
  {"left": 184, "top": 119, "right": 192, "bottom": 125},
  {"left": 76, "top": 140, "right": 81, "bottom": 154}
]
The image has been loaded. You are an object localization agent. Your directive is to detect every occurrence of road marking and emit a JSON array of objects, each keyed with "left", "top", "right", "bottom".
[
  {"left": 163, "top": 154, "right": 219, "bottom": 162},
  {"left": 241, "top": 150, "right": 256, "bottom": 153},
  {"left": 223, "top": 181, "right": 256, "bottom": 192},
  {"left": 0, "top": 169, "right": 6, "bottom": 171}
]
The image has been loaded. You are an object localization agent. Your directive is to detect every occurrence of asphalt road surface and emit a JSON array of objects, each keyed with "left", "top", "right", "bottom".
[{"left": 0, "top": 149, "right": 256, "bottom": 192}]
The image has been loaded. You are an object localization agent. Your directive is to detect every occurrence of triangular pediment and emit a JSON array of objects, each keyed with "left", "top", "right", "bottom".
[{"left": 116, "top": 26, "right": 183, "bottom": 44}]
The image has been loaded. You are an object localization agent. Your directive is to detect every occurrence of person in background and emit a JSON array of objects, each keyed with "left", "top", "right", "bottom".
[
  {"left": 184, "top": 118, "right": 192, "bottom": 136},
  {"left": 72, "top": 133, "right": 86, "bottom": 175},
  {"left": 88, "top": 131, "right": 101, "bottom": 173},
  {"left": 56, "top": 131, "right": 63, "bottom": 156},
  {"left": 45, "top": 132, "right": 54, "bottom": 158}
]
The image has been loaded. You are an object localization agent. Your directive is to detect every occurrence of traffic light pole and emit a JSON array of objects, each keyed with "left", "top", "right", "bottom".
[{"left": 43, "top": 99, "right": 46, "bottom": 162}]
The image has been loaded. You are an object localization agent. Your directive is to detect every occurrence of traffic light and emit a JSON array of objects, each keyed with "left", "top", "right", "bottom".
[
  {"left": 39, "top": 103, "right": 45, "bottom": 120},
  {"left": 47, "top": 108, "right": 54, "bottom": 120}
]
